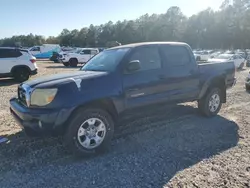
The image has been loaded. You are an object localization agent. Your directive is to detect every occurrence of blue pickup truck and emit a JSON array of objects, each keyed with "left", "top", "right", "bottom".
[{"left": 10, "top": 42, "right": 236, "bottom": 156}]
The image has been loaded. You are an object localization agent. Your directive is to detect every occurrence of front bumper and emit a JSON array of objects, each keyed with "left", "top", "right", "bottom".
[
  {"left": 31, "top": 68, "right": 38, "bottom": 75},
  {"left": 10, "top": 98, "right": 74, "bottom": 135},
  {"left": 59, "top": 58, "right": 69, "bottom": 63}
]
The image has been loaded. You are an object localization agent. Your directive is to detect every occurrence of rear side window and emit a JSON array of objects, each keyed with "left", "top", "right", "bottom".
[
  {"left": 161, "top": 46, "right": 191, "bottom": 66},
  {"left": 129, "top": 46, "right": 161, "bottom": 71},
  {"left": 0, "top": 49, "right": 22, "bottom": 58}
]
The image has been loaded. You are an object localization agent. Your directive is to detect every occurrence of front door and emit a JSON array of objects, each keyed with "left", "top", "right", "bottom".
[{"left": 123, "top": 45, "right": 169, "bottom": 109}]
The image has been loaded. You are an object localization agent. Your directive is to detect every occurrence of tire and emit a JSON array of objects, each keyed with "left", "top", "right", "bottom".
[
  {"left": 198, "top": 88, "right": 222, "bottom": 117},
  {"left": 13, "top": 67, "right": 30, "bottom": 82},
  {"left": 64, "top": 108, "right": 114, "bottom": 157},
  {"left": 63, "top": 62, "right": 69, "bottom": 67},
  {"left": 69, "top": 58, "right": 78, "bottom": 67},
  {"left": 246, "top": 84, "right": 250, "bottom": 91}
]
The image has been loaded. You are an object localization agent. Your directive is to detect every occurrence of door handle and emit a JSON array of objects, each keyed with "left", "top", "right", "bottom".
[{"left": 127, "top": 88, "right": 139, "bottom": 92}]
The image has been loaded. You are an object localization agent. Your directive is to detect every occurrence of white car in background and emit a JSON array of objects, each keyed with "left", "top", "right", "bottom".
[
  {"left": 59, "top": 48, "right": 99, "bottom": 67},
  {"left": 208, "top": 54, "right": 245, "bottom": 69},
  {"left": 193, "top": 51, "right": 210, "bottom": 61},
  {"left": 0, "top": 47, "right": 37, "bottom": 82}
]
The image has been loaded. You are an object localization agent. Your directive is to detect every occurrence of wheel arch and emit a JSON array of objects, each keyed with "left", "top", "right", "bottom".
[
  {"left": 61, "top": 98, "right": 119, "bottom": 134},
  {"left": 199, "top": 76, "right": 226, "bottom": 103},
  {"left": 11, "top": 65, "right": 31, "bottom": 74}
]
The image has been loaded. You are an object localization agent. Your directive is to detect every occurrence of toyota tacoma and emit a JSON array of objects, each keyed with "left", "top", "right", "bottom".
[{"left": 10, "top": 42, "right": 236, "bottom": 156}]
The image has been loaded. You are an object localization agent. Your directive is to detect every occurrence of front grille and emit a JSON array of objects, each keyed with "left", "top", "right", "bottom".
[{"left": 18, "top": 85, "right": 27, "bottom": 106}]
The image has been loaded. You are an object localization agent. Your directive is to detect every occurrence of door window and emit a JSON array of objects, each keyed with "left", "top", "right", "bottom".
[
  {"left": 0, "top": 49, "right": 22, "bottom": 58},
  {"left": 160, "top": 46, "right": 191, "bottom": 67},
  {"left": 30, "top": 47, "right": 40, "bottom": 51},
  {"left": 128, "top": 46, "right": 161, "bottom": 72}
]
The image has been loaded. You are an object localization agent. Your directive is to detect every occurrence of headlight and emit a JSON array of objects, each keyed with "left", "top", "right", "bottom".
[{"left": 30, "top": 88, "right": 58, "bottom": 106}]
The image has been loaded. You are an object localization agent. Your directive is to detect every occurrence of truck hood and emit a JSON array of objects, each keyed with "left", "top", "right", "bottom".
[{"left": 24, "top": 71, "right": 107, "bottom": 88}]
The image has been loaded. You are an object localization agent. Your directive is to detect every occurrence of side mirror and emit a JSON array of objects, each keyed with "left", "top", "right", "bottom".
[{"left": 126, "top": 60, "right": 141, "bottom": 72}]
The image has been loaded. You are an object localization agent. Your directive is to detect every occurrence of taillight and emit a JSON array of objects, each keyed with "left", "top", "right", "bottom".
[{"left": 30, "top": 59, "right": 36, "bottom": 63}]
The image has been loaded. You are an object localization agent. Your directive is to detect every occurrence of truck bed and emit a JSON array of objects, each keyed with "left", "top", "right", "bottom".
[{"left": 198, "top": 61, "right": 235, "bottom": 88}]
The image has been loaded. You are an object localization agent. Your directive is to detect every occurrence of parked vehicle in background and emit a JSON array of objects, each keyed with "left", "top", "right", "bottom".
[
  {"left": 224, "top": 50, "right": 235, "bottom": 54},
  {"left": 49, "top": 51, "right": 60, "bottom": 63},
  {"left": 0, "top": 47, "right": 37, "bottom": 82},
  {"left": 60, "top": 48, "right": 99, "bottom": 67},
  {"left": 236, "top": 51, "right": 247, "bottom": 59},
  {"left": 10, "top": 42, "right": 236, "bottom": 156},
  {"left": 208, "top": 54, "right": 245, "bottom": 69},
  {"left": 193, "top": 51, "right": 210, "bottom": 61},
  {"left": 246, "top": 55, "right": 250, "bottom": 67},
  {"left": 29, "top": 44, "right": 61, "bottom": 59}
]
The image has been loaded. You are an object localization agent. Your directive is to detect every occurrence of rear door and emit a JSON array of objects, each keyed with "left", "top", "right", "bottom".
[
  {"left": 90, "top": 49, "right": 98, "bottom": 58},
  {"left": 0, "top": 49, "right": 22, "bottom": 74},
  {"left": 123, "top": 45, "right": 169, "bottom": 109},
  {"left": 159, "top": 45, "right": 200, "bottom": 101}
]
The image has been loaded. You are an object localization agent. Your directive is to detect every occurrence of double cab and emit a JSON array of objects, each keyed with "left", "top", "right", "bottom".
[{"left": 10, "top": 42, "right": 236, "bottom": 156}]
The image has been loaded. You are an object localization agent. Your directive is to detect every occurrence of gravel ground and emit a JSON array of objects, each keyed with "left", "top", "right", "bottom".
[{"left": 0, "top": 62, "right": 250, "bottom": 188}]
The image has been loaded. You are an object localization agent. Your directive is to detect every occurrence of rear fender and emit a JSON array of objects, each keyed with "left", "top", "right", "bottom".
[{"left": 199, "top": 75, "right": 226, "bottom": 103}]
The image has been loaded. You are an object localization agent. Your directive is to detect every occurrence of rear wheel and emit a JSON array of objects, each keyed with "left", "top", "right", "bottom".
[
  {"left": 13, "top": 67, "right": 30, "bottom": 82},
  {"left": 64, "top": 108, "right": 114, "bottom": 157},
  {"left": 69, "top": 58, "right": 78, "bottom": 67},
  {"left": 198, "top": 88, "right": 222, "bottom": 117}
]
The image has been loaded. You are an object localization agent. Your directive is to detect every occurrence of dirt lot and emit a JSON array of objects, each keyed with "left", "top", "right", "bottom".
[{"left": 0, "top": 62, "right": 250, "bottom": 188}]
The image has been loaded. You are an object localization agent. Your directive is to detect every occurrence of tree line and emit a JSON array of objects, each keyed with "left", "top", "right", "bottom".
[{"left": 0, "top": 0, "right": 249, "bottom": 49}]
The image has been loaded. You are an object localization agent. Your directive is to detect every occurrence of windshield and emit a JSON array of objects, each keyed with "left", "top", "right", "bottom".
[
  {"left": 81, "top": 48, "right": 130, "bottom": 72},
  {"left": 75, "top": 49, "right": 83, "bottom": 53}
]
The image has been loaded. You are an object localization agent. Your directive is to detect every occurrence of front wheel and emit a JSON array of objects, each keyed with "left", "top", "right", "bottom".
[
  {"left": 198, "top": 88, "right": 222, "bottom": 117},
  {"left": 64, "top": 108, "right": 114, "bottom": 157},
  {"left": 69, "top": 58, "right": 78, "bottom": 67},
  {"left": 63, "top": 62, "right": 69, "bottom": 67}
]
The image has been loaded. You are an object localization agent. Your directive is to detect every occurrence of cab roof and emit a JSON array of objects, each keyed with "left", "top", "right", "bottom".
[{"left": 109, "top": 42, "right": 188, "bottom": 50}]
